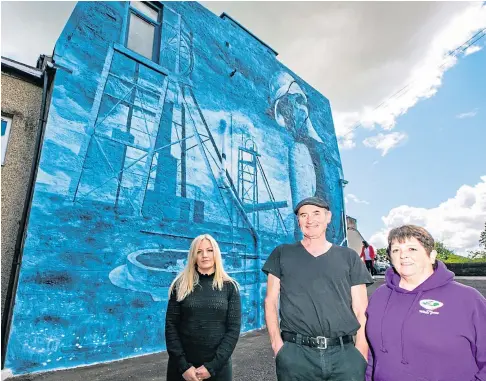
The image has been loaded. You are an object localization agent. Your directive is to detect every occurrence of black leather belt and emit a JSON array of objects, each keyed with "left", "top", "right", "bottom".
[{"left": 281, "top": 331, "right": 353, "bottom": 349}]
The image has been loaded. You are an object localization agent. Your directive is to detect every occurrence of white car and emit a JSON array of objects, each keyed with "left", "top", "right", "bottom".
[{"left": 373, "top": 261, "right": 391, "bottom": 275}]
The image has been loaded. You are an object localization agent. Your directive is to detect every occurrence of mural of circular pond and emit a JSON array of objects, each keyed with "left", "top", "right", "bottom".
[{"left": 109, "top": 249, "right": 186, "bottom": 301}]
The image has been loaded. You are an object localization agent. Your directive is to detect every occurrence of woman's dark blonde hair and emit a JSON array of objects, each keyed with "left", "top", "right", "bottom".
[{"left": 168, "top": 234, "right": 238, "bottom": 301}]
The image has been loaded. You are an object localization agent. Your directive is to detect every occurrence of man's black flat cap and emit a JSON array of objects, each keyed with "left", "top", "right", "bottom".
[{"left": 294, "top": 196, "right": 330, "bottom": 214}]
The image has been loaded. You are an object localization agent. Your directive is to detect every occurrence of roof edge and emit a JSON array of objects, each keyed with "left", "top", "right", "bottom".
[
  {"left": 220, "top": 12, "right": 278, "bottom": 57},
  {"left": 1, "top": 56, "right": 43, "bottom": 85}
]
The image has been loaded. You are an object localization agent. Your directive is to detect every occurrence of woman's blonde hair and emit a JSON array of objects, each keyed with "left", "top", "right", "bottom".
[{"left": 168, "top": 234, "right": 238, "bottom": 301}]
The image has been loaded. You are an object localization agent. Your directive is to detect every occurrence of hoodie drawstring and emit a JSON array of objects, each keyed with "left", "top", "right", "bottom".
[
  {"left": 400, "top": 291, "right": 423, "bottom": 365},
  {"left": 380, "top": 290, "right": 394, "bottom": 353}
]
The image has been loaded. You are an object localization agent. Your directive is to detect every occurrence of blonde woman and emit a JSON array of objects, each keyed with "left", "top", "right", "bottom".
[{"left": 165, "top": 234, "right": 241, "bottom": 381}]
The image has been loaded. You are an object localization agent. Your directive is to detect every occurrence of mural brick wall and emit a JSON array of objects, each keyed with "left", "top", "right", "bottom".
[{"left": 5, "top": 1, "right": 346, "bottom": 374}]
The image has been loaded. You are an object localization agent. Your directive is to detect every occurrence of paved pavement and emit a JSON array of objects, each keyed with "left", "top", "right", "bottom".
[{"left": 9, "top": 277, "right": 486, "bottom": 381}]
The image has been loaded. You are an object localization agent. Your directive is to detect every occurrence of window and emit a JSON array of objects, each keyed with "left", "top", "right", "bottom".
[
  {"left": 1, "top": 115, "right": 12, "bottom": 165},
  {"left": 126, "top": 2, "right": 162, "bottom": 61}
]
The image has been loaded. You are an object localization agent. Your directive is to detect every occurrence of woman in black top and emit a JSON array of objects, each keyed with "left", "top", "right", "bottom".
[{"left": 165, "top": 234, "right": 241, "bottom": 381}]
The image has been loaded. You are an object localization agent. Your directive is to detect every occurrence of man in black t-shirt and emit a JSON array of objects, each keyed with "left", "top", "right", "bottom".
[{"left": 263, "top": 196, "right": 373, "bottom": 380}]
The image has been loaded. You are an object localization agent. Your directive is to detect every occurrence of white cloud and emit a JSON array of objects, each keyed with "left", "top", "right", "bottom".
[
  {"left": 338, "top": 138, "right": 356, "bottom": 151},
  {"left": 464, "top": 45, "right": 483, "bottom": 56},
  {"left": 204, "top": 2, "right": 486, "bottom": 152},
  {"left": 370, "top": 176, "right": 486, "bottom": 255},
  {"left": 456, "top": 108, "right": 479, "bottom": 119},
  {"left": 363, "top": 132, "right": 407, "bottom": 156},
  {"left": 3, "top": 2, "right": 486, "bottom": 154},
  {"left": 1, "top": 2, "right": 76, "bottom": 65},
  {"left": 332, "top": 5, "right": 486, "bottom": 147},
  {"left": 345, "top": 193, "right": 370, "bottom": 205}
]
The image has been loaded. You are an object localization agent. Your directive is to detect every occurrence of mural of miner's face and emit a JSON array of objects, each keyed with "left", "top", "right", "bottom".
[
  {"left": 270, "top": 71, "right": 314, "bottom": 142},
  {"left": 275, "top": 91, "right": 309, "bottom": 140}
]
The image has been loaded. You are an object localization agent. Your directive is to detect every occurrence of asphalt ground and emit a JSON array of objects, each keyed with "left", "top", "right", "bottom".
[{"left": 9, "top": 277, "right": 486, "bottom": 381}]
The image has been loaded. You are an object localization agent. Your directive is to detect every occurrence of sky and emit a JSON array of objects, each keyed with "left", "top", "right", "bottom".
[{"left": 1, "top": 1, "right": 485, "bottom": 255}]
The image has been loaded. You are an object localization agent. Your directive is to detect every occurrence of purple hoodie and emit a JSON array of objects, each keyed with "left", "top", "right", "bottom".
[{"left": 365, "top": 261, "right": 486, "bottom": 381}]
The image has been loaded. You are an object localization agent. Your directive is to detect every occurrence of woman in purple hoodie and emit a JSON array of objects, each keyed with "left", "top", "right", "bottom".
[{"left": 365, "top": 225, "right": 486, "bottom": 381}]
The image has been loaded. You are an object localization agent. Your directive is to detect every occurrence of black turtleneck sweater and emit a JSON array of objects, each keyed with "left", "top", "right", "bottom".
[{"left": 165, "top": 272, "right": 241, "bottom": 378}]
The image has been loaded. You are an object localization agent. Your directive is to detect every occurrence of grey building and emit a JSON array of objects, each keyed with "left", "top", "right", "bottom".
[
  {"left": 1, "top": 56, "right": 54, "bottom": 368},
  {"left": 346, "top": 215, "right": 366, "bottom": 255}
]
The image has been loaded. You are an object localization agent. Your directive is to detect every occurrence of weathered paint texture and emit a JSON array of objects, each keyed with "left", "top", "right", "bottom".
[{"left": 5, "top": 1, "right": 345, "bottom": 374}]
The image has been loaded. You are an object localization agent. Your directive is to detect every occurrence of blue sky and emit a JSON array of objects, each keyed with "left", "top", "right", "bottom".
[{"left": 342, "top": 43, "right": 486, "bottom": 252}]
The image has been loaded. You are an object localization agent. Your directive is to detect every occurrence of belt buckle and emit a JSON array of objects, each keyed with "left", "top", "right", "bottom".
[{"left": 315, "top": 336, "right": 328, "bottom": 350}]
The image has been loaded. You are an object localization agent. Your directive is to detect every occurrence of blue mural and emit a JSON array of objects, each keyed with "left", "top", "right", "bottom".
[{"left": 5, "top": 1, "right": 346, "bottom": 375}]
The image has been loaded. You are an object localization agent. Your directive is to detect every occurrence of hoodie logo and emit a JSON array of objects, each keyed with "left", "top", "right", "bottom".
[{"left": 419, "top": 299, "right": 444, "bottom": 315}]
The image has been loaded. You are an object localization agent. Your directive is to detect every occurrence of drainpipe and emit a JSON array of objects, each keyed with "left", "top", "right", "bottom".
[
  {"left": 1, "top": 62, "right": 56, "bottom": 368},
  {"left": 339, "top": 179, "right": 349, "bottom": 246}
]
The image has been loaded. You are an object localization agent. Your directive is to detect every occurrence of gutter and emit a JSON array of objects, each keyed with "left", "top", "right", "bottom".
[
  {"left": 1, "top": 62, "right": 56, "bottom": 369},
  {"left": 1, "top": 56, "right": 43, "bottom": 86}
]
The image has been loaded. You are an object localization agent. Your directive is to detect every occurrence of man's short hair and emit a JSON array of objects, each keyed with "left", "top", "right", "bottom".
[
  {"left": 387, "top": 225, "right": 435, "bottom": 254},
  {"left": 294, "top": 197, "right": 329, "bottom": 215}
]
